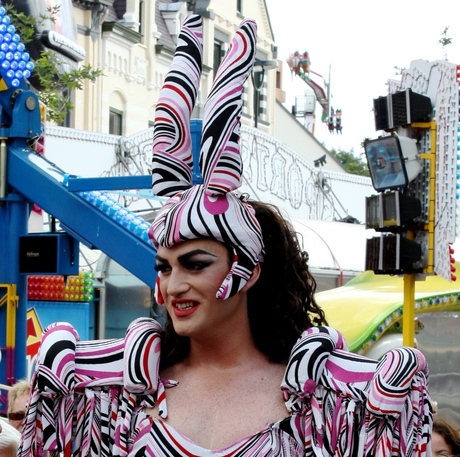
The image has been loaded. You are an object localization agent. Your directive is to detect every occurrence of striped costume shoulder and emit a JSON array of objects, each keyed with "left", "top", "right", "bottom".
[
  {"left": 18, "top": 317, "right": 164, "bottom": 457},
  {"left": 281, "top": 326, "right": 433, "bottom": 456}
]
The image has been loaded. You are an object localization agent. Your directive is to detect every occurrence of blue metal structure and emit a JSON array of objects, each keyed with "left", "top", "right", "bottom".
[
  {"left": 1, "top": 106, "right": 205, "bottom": 384},
  {"left": 7, "top": 150, "right": 157, "bottom": 287},
  {"left": 1, "top": 108, "right": 202, "bottom": 385},
  {"left": 0, "top": 4, "right": 204, "bottom": 384},
  {"left": 0, "top": 99, "right": 160, "bottom": 383},
  {"left": 0, "top": 24, "right": 43, "bottom": 383}
]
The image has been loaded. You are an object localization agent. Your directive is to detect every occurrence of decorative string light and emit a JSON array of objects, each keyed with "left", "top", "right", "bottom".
[{"left": 0, "top": 6, "right": 34, "bottom": 88}]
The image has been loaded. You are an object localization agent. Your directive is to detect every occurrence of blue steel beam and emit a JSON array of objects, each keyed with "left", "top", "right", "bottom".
[
  {"left": 8, "top": 146, "right": 157, "bottom": 289},
  {"left": 65, "top": 175, "right": 151, "bottom": 192}
]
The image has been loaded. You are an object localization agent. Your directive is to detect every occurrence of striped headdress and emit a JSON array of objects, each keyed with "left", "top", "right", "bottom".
[{"left": 149, "top": 15, "right": 264, "bottom": 300}]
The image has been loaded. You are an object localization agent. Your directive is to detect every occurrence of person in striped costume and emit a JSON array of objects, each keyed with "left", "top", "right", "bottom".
[
  {"left": 18, "top": 14, "right": 433, "bottom": 457},
  {"left": 139, "top": 13, "right": 433, "bottom": 457}
]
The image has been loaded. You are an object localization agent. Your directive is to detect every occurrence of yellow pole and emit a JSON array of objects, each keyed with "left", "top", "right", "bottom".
[
  {"left": 401, "top": 120, "right": 437, "bottom": 345},
  {"left": 402, "top": 273, "right": 415, "bottom": 346},
  {"left": 426, "top": 121, "right": 437, "bottom": 273},
  {"left": 412, "top": 120, "right": 437, "bottom": 274},
  {"left": 0, "top": 284, "right": 18, "bottom": 351},
  {"left": 402, "top": 226, "right": 416, "bottom": 347}
]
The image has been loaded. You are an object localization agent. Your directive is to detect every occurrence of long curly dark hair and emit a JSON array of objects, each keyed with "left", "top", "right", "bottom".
[
  {"left": 159, "top": 199, "right": 327, "bottom": 368},
  {"left": 246, "top": 200, "right": 327, "bottom": 362}
]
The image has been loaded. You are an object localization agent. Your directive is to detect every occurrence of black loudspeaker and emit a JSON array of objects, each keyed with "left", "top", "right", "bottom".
[
  {"left": 373, "top": 89, "right": 432, "bottom": 131},
  {"left": 373, "top": 96, "right": 389, "bottom": 132},
  {"left": 19, "top": 233, "right": 79, "bottom": 275}
]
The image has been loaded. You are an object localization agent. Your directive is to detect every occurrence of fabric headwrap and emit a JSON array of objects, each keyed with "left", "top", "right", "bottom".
[{"left": 149, "top": 15, "right": 264, "bottom": 301}]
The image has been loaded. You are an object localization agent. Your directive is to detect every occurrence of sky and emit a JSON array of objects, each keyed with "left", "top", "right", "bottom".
[{"left": 264, "top": 0, "right": 460, "bottom": 159}]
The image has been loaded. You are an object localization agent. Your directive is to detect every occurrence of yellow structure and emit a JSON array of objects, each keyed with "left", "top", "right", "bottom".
[
  {"left": 0, "top": 284, "right": 19, "bottom": 354},
  {"left": 316, "top": 264, "right": 460, "bottom": 355}
]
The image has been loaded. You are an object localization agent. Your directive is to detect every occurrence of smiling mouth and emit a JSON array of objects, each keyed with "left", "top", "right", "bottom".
[{"left": 174, "top": 301, "right": 197, "bottom": 310}]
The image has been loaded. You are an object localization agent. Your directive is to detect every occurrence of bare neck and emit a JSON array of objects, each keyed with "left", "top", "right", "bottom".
[{"left": 187, "top": 319, "right": 261, "bottom": 369}]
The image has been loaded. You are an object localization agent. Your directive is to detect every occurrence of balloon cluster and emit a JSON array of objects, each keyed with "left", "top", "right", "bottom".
[{"left": 0, "top": 5, "right": 34, "bottom": 89}]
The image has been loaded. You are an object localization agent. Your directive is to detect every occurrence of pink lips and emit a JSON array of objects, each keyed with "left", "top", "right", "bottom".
[{"left": 172, "top": 300, "right": 200, "bottom": 318}]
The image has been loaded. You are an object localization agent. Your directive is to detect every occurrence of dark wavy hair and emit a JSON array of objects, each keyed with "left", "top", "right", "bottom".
[
  {"left": 159, "top": 199, "right": 327, "bottom": 368},
  {"left": 433, "top": 419, "right": 460, "bottom": 456}
]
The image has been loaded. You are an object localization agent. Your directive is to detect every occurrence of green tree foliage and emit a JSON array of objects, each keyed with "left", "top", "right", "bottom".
[
  {"left": 439, "top": 26, "right": 452, "bottom": 60},
  {"left": 33, "top": 52, "right": 102, "bottom": 124},
  {"left": 5, "top": 4, "right": 103, "bottom": 125},
  {"left": 329, "top": 147, "right": 370, "bottom": 177}
]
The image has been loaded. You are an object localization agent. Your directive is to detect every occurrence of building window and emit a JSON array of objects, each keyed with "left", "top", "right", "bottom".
[
  {"left": 213, "top": 30, "right": 229, "bottom": 80},
  {"left": 109, "top": 108, "right": 123, "bottom": 135},
  {"left": 253, "top": 74, "right": 262, "bottom": 118},
  {"left": 252, "top": 71, "right": 269, "bottom": 127},
  {"left": 242, "top": 84, "right": 249, "bottom": 116},
  {"left": 237, "top": 0, "right": 242, "bottom": 15},
  {"left": 258, "top": 85, "right": 268, "bottom": 118},
  {"left": 139, "top": 0, "right": 144, "bottom": 37},
  {"left": 61, "top": 88, "right": 72, "bottom": 127},
  {"left": 213, "top": 41, "right": 224, "bottom": 79}
]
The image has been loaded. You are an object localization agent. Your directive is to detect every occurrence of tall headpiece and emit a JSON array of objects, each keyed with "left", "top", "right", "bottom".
[{"left": 149, "top": 15, "right": 264, "bottom": 301}]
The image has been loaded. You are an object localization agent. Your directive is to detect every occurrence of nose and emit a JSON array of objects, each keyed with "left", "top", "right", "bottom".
[{"left": 163, "top": 268, "right": 189, "bottom": 297}]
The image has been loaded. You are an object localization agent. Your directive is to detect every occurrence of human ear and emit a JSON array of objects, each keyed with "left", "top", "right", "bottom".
[{"left": 241, "top": 262, "right": 261, "bottom": 292}]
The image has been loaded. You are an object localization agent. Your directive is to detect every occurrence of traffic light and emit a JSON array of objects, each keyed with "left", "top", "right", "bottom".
[{"left": 364, "top": 89, "right": 433, "bottom": 275}]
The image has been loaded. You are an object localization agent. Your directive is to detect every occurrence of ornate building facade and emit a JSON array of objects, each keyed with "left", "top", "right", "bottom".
[{"left": 71, "top": 0, "right": 279, "bottom": 137}]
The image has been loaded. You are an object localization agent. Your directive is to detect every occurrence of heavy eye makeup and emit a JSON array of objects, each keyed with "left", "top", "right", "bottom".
[{"left": 155, "top": 249, "right": 218, "bottom": 274}]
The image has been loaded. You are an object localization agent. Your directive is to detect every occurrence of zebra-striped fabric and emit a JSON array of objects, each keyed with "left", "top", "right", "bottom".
[
  {"left": 281, "top": 327, "right": 432, "bottom": 456},
  {"left": 18, "top": 318, "right": 162, "bottom": 457},
  {"left": 18, "top": 320, "right": 432, "bottom": 457},
  {"left": 149, "top": 15, "right": 264, "bottom": 301},
  {"left": 151, "top": 14, "right": 202, "bottom": 198}
]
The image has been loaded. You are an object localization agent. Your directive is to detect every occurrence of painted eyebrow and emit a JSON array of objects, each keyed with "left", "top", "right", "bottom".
[
  {"left": 155, "top": 254, "right": 168, "bottom": 264},
  {"left": 156, "top": 249, "right": 218, "bottom": 264}
]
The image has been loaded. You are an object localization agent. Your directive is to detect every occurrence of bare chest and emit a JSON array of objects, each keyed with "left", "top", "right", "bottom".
[{"left": 147, "top": 366, "right": 288, "bottom": 450}]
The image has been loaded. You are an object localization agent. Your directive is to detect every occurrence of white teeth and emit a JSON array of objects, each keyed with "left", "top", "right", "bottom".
[{"left": 175, "top": 302, "right": 195, "bottom": 310}]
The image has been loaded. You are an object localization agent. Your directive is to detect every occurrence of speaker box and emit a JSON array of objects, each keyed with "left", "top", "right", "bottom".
[
  {"left": 373, "top": 95, "right": 390, "bottom": 131},
  {"left": 19, "top": 233, "right": 79, "bottom": 275}
]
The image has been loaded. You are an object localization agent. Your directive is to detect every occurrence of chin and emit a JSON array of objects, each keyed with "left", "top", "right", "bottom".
[{"left": 171, "top": 320, "right": 196, "bottom": 336}]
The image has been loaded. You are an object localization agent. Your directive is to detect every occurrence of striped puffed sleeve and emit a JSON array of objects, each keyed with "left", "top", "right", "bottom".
[{"left": 281, "top": 326, "right": 432, "bottom": 457}]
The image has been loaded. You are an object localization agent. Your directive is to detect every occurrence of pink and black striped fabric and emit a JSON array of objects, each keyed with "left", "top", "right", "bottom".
[
  {"left": 18, "top": 320, "right": 432, "bottom": 457},
  {"left": 149, "top": 15, "right": 264, "bottom": 301},
  {"left": 18, "top": 318, "right": 163, "bottom": 457},
  {"left": 280, "top": 327, "right": 432, "bottom": 456}
]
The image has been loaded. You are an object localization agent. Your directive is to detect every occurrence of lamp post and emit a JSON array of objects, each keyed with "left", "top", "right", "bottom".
[{"left": 251, "top": 59, "right": 277, "bottom": 128}]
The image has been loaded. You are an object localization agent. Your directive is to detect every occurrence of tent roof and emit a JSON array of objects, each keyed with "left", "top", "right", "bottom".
[{"left": 291, "top": 219, "right": 370, "bottom": 273}]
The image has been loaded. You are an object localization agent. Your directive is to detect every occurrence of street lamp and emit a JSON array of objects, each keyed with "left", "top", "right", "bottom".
[{"left": 251, "top": 59, "right": 277, "bottom": 128}]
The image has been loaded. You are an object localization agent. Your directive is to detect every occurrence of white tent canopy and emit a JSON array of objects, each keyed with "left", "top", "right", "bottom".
[{"left": 290, "top": 219, "right": 370, "bottom": 274}]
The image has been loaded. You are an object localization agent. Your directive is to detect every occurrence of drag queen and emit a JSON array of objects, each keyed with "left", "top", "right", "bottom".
[{"left": 19, "top": 14, "right": 432, "bottom": 457}]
